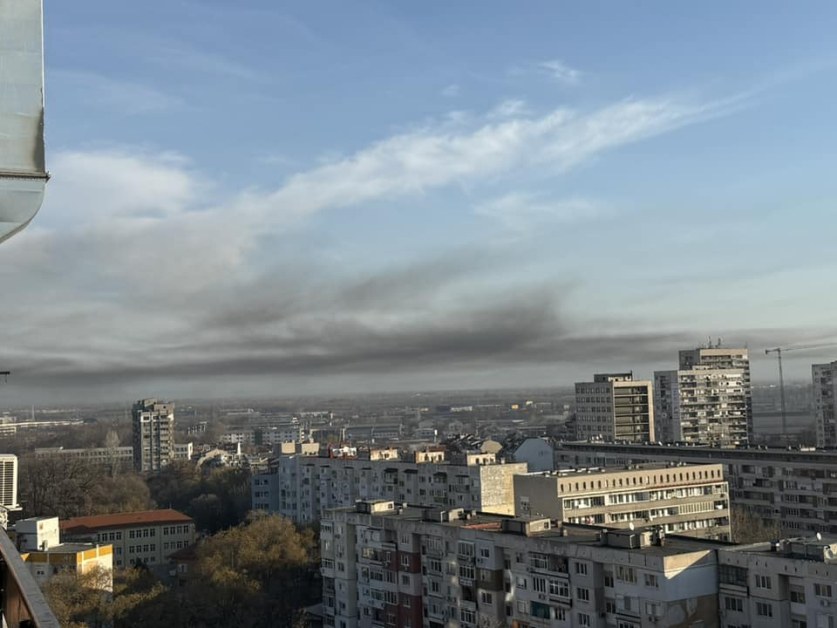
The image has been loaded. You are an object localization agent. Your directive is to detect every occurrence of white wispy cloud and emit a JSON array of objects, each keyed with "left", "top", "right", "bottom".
[
  {"left": 257, "top": 91, "right": 749, "bottom": 220},
  {"left": 538, "top": 59, "right": 582, "bottom": 85},
  {"left": 54, "top": 70, "right": 184, "bottom": 115},
  {"left": 474, "top": 193, "right": 609, "bottom": 232}
]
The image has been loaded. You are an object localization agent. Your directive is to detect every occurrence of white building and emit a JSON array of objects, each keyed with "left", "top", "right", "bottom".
[
  {"left": 814, "top": 361, "right": 837, "bottom": 448},
  {"left": 719, "top": 536, "right": 837, "bottom": 628},
  {"left": 321, "top": 500, "right": 721, "bottom": 628},
  {"left": 505, "top": 437, "right": 554, "bottom": 472},
  {"left": 0, "top": 454, "right": 19, "bottom": 511},
  {"left": 654, "top": 346, "right": 752, "bottom": 446},
  {"left": 252, "top": 448, "right": 526, "bottom": 525}
]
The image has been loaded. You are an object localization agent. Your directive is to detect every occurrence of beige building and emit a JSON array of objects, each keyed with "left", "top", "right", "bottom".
[
  {"left": 132, "top": 398, "right": 175, "bottom": 473},
  {"left": 60, "top": 509, "right": 195, "bottom": 569},
  {"left": 14, "top": 516, "right": 113, "bottom": 591},
  {"left": 321, "top": 500, "right": 721, "bottom": 628},
  {"left": 575, "top": 372, "right": 655, "bottom": 442},
  {"left": 514, "top": 463, "right": 730, "bottom": 540}
]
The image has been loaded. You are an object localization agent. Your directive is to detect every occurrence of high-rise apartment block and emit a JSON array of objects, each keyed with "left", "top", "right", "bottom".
[
  {"left": 0, "top": 454, "right": 19, "bottom": 511},
  {"left": 654, "top": 346, "right": 752, "bottom": 446},
  {"left": 132, "top": 399, "right": 175, "bottom": 473},
  {"left": 814, "top": 361, "right": 837, "bottom": 448},
  {"left": 251, "top": 447, "right": 526, "bottom": 525},
  {"left": 514, "top": 463, "right": 731, "bottom": 540},
  {"left": 321, "top": 500, "right": 722, "bottom": 628},
  {"left": 574, "top": 372, "right": 654, "bottom": 442}
]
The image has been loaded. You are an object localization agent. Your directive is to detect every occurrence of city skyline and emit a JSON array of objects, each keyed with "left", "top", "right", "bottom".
[{"left": 2, "top": 1, "right": 837, "bottom": 403}]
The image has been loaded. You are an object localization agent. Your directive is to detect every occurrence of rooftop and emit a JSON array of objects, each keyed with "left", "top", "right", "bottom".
[{"left": 61, "top": 509, "right": 192, "bottom": 534}]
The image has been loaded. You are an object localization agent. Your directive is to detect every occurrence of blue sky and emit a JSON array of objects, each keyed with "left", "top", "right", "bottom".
[{"left": 2, "top": 1, "right": 837, "bottom": 403}]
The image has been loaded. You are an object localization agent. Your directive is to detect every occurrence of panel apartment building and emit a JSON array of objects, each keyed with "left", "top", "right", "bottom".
[
  {"left": 251, "top": 448, "right": 527, "bottom": 525},
  {"left": 514, "top": 463, "right": 731, "bottom": 540},
  {"left": 654, "top": 346, "right": 752, "bottom": 446},
  {"left": 321, "top": 500, "right": 721, "bottom": 628},
  {"left": 556, "top": 441, "right": 837, "bottom": 537},
  {"left": 132, "top": 398, "right": 175, "bottom": 473},
  {"left": 814, "top": 360, "right": 837, "bottom": 448},
  {"left": 574, "top": 372, "right": 654, "bottom": 443}
]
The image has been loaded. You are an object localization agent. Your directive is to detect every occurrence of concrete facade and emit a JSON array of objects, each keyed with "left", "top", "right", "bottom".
[
  {"left": 814, "top": 361, "right": 837, "bottom": 448},
  {"left": 514, "top": 463, "right": 731, "bottom": 540},
  {"left": 251, "top": 449, "right": 526, "bottom": 525},
  {"left": 575, "top": 373, "right": 655, "bottom": 443},
  {"left": 557, "top": 441, "right": 837, "bottom": 537},
  {"left": 321, "top": 500, "right": 720, "bottom": 628},
  {"left": 132, "top": 398, "right": 175, "bottom": 473},
  {"left": 654, "top": 347, "right": 752, "bottom": 446}
]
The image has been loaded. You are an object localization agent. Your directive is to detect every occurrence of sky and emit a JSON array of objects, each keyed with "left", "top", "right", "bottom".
[{"left": 2, "top": 1, "right": 837, "bottom": 404}]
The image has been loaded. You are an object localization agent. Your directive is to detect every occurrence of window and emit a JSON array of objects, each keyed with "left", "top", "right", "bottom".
[
  {"left": 755, "top": 574, "right": 772, "bottom": 589},
  {"left": 516, "top": 600, "right": 528, "bottom": 615},
  {"left": 756, "top": 602, "right": 773, "bottom": 617},
  {"left": 724, "top": 597, "right": 743, "bottom": 612},
  {"left": 479, "top": 547, "right": 490, "bottom": 558},
  {"left": 576, "top": 587, "right": 590, "bottom": 601},
  {"left": 549, "top": 579, "right": 569, "bottom": 597},
  {"left": 791, "top": 588, "right": 806, "bottom": 603},
  {"left": 644, "top": 573, "right": 658, "bottom": 588},
  {"left": 480, "top": 591, "right": 493, "bottom": 604},
  {"left": 575, "top": 562, "right": 588, "bottom": 575},
  {"left": 533, "top": 577, "right": 546, "bottom": 593},
  {"left": 577, "top": 612, "right": 591, "bottom": 626},
  {"left": 815, "top": 583, "right": 833, "bottom": 598},
  {"left": 616, "top": 565, "right": 636, "bottom": 583}
]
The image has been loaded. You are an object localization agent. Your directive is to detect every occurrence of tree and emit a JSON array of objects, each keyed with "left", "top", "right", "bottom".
[
  {"left": 42, "top": 565, "right": 113, "bottom": 628},
  {"left": 731, "top": 505, "right": 782, "bottom": 543},
  {"left": 179, "top": 512, "right": 319, "bottom": 627},
  {"left": 19, "top": 455, "right": 153, "bottom": 519}
]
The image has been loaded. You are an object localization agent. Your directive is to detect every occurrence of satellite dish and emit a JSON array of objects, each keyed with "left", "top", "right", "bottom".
[
  {"left": 628, "top": 522, "right": 635, "bottom": 531},
  {"left": 817, "top": 532, "right": 823, "bottom": 541}
]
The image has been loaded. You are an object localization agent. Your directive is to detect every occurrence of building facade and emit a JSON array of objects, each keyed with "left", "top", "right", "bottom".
[
  {"left": 654, "top": 347, "right": 752, "bottom": 446},
  {"left": 251, "top": 449, "right": 526, "bottom": 525},
  {"left": 60, "top": 509, "right": 195, "bottom": 570},
  {"left": 514, "top": 463, "right": 730, "bottom": 540},
  {"left": 556, "top": 441, "right": 837, "bottom": 537},
  {"left": 0, "top": 454, "right": 18, "bottom": 510},
  {"left": 35, "top": 446, "right": 134, "bottom": 470},
  {"left": 575, "top": 373, "right": 655, "bottom": 443},
  {"left": 814, "top": 361, "right": 837, "bottom": 448},
  {"left": 321, "top": 500, "right": 721, "bottom": 628},
  {"left": 132, "top": 398, "right": 175, "bottom": 473}
]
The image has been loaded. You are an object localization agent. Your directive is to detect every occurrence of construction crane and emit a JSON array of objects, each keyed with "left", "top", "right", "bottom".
[{"left": 765, "top": 343, "right": 837, "bottom": 436}]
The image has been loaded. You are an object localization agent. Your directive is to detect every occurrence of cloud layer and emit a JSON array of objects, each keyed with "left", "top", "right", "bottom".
[{"left": 0, "top": 91, "right": 779, "bottom": 403}]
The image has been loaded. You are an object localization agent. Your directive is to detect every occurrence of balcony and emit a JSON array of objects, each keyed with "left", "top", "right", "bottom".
[{"left": 0, "top": 530, "right": 60, "bottom": 627}]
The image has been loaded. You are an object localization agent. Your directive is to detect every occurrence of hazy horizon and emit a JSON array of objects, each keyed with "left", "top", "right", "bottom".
[{"left": 2, "top": 1, "right": 837, "bottom": 404}]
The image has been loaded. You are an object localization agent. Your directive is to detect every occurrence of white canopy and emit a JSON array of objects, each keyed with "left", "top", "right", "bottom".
[{"left": 0, "top": 0, "right": 47, "bottom": 244}]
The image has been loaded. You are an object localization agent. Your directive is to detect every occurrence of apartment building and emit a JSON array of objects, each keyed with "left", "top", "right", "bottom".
[
  {"left": 321, "top": 500, "right": 720, "bottom": 628},
  {"left": 251, "top": 448, "right": 526, "bottom": 525},
  {"left": 574, "top": 373, "right": 654, "bottom": 443},
  {"left": 556, "top": 441, "right": 837, "bottom": 536},
  {"left": 132, "top": 398, "right": 175, "bottom": 473},
  {"left": 814, "top": 361, "right": 837, "bottom": 448},
  {"left": 654, "top": 346, "right": 752, "bottom": 446},
  {"left": 60, "top": 509, "right": 195, "bottom": 569},
  {"left": 514, "top": 463, "right": 730, "bottom": 540},
  {"left": 719, "top": 537, "right": 837, "bottom": 628},
  {"left": 0, "top": 454, "right": 18, "bottom": 510}
]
